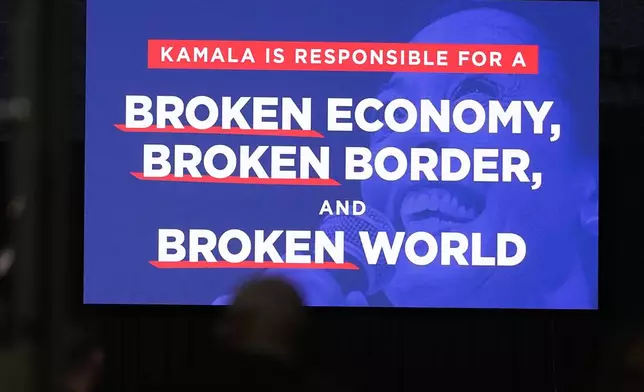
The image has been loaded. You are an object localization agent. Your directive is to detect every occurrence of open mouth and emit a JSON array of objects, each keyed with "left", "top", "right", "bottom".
[{"left": 397, "top": 184, "right": 486, "bottom": 232}]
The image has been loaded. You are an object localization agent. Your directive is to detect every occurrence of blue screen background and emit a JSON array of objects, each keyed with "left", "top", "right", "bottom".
[{"left": 84, "top": 0, "right": 598, "bottom": 309}]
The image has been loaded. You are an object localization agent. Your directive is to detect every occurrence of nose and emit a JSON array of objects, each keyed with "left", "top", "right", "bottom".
[
  {"left": 417, "top": 140, "right": 441, "bottom": 151},
  {"left": 380, "top": 130, "right": 446, "bottom": 171},
  {"left": 417, "top": 140, "right": 445, "bottom": 174},
  {"left": 381, "top": 126, "right": 447, "bottom": 150}
]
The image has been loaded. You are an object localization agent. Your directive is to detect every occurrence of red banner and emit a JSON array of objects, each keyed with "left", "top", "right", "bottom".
[{"left": 148, "top": 40, "right": 538, "bottom": 74}]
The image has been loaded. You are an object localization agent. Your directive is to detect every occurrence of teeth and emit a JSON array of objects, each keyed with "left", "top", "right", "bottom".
[
  {"left": 428, "top": 193, "right": 438, "bottom": 210},
  {"left": 400, "top": 187, "right": 475, "bottom": 221},
  {"left": 427, "top": 217, "right": 440, "bottom": 226},
  {"left": 449, "top": 197, "right": 458, "bottom": 211}
]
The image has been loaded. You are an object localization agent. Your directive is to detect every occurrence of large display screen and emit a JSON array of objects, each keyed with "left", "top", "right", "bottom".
[{"left": 84, "top": 0, "right": 599, "bottom": 308}]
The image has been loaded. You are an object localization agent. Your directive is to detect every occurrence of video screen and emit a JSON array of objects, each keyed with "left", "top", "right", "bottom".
[{"left": 84, "top": 0, "right": 598, "bottom": 308}]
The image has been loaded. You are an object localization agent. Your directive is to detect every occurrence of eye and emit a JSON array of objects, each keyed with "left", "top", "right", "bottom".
[
  {"left": 450, "top": 77, "right": 499, "bottom": 101},
  {"left": 393, "top": 107, "right": 408, "bottom": 122}
]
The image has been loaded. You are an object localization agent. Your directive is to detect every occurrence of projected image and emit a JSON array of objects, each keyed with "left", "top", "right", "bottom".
[{"left": 84, "top": 0, "right": 598, "bottom": 308}]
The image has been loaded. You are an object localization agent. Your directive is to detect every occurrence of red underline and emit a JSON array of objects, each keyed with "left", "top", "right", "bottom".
[
  {"left": 115, "top": 124, "right": 324, "bottom": 138},
  {"left": 130, "top": 172, "right": 341, "bottom": 186},
  {"left": 149, "top": 261, "right": 359, "bottom": 270}
]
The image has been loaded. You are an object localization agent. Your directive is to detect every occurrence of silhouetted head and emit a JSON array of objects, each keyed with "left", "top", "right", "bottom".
[{"left": 221, "top": 277, "right": 305, "bottom": 360}]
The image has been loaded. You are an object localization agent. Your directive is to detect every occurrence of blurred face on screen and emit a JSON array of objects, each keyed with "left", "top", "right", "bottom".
[{"left": 361, "top": 8, "right": 595, "bottom": 307}]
